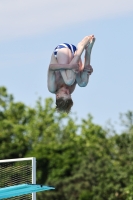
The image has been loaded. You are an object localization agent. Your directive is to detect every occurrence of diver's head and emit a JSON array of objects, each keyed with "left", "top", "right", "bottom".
[{"left": 56, "top": 87, "right": 73, "bottom": 113}]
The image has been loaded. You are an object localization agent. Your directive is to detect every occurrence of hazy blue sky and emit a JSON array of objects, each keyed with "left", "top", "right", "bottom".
[{"left": 0, "top": 0, "right": 133, "bottom": 131}]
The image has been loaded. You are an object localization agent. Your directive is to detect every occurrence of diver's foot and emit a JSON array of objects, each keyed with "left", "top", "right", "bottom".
[
  {"left": 77, "top": 35, "right": 93, "bottom": 49},
  {"left": 76, "top": 35, "right": 95, "bottom": 56}
]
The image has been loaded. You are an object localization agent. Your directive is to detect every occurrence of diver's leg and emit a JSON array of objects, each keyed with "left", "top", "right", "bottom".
[
  {"left": 57, "top": 48, "right": 76, "bottom": 86},
  {"left": 76, "top": 36, "right": 95, "bottom": 87},
  {"left": 84, "top": 36, "right": 95, "bottom": 67},
  {"left": 69, "top": 35, "right": 94, "bottom": 65}
]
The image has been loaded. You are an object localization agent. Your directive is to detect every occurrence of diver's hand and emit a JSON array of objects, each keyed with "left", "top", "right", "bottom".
[{"left": 83, "top": 65, "right": 93, "bottom": 75}]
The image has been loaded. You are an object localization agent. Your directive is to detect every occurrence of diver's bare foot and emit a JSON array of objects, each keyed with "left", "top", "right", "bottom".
[
  {"left": 77, "top": 35, "right": 93, "bottom": 49},
  {"left": 76, "top": 35, "right": 95, "bottom": 56}
]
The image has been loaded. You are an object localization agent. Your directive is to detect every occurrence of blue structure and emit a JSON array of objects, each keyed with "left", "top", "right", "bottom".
[{"left": 0, "top": 184, "right": 55, "bottom": 199}]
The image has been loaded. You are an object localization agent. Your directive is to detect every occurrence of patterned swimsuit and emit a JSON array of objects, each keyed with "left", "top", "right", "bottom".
[{"left": 54, "top": 43, "right": 77, "bottom": 58}]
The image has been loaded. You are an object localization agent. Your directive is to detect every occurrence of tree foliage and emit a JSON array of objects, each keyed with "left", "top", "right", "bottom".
[{"left": 0, "top": 86, "right": 133, "bottom": 200}]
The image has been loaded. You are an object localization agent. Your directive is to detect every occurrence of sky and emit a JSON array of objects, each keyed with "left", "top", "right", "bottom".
[{"left": 0, "top": 0, "right": 133, "bottom": 132}]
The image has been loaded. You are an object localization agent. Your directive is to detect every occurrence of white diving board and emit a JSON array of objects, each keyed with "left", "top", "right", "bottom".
[{"left": 0, "top": 184, "right": 55, "bottom": 199}]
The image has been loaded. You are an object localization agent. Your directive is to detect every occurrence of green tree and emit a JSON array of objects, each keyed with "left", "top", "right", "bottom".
[
  {"left": 0, "top": 87, "right": 33, "bottom": 159},
  {"left": 1, "top": 86, "right": 133, "bottom": 200}
]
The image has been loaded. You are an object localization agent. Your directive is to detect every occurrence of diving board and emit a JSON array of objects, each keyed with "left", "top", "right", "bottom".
[{"left": 0, "top": 184, "right": 55, "bottom": 199}]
